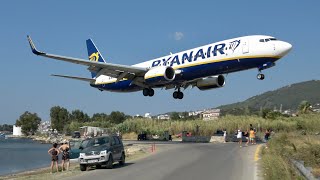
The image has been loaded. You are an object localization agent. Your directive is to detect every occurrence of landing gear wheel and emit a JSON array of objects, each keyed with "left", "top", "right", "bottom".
[
  {"left": 257, "top": 73, "right": 265, "bottom": 80},
  {"left": 173, "top": 91, "right": 184, "bottom": 99},
  {"left": 173, "top": 91, "right": 179, "bottom": 99},
  {"left": 143, "top": 88, "right": 154, "bottom": 97},
  {"left": 148, "top": 89, "right": 154, "bottom": 97},
  {"left": 143, "top": 88, "right": 149, "bottom": 96}
]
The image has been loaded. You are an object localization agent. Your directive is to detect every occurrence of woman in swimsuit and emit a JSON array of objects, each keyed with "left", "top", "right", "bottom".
[
  {"left": 59, "top": 141, "right": 70, "bottom": 171},
  {"left": 48, "top": 143, "right": 60, "bottom": 173}
]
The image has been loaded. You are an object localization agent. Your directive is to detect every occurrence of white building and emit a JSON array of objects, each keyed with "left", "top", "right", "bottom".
[
  {"left": 157, "top": 114, "right": 170, "bottom": 120},
  {"left": 13, "top": 125, "right": 22, "bottom": 136},
  {"left": 188, "top": 110, "right": 203, "bottom": 116},
  {"left": 202, "top": 109, "right": 220, "bottom": 121},
  {"left": 145, "top": 113, "right": 152, "bottom": 119}
]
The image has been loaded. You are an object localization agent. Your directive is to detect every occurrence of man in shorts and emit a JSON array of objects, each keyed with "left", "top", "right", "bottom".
[{"left": 237, "top": 129, "right": 242, "bottom": 147}]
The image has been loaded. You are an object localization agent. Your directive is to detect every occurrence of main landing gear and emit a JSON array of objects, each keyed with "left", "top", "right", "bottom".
[
  {"left": 143, "top": 88, "right": 154, "bottom": 97},
  {"left": 257, "top": 73, "right": 265, "bottom": 80},
  {"left": 173, "top": 89, "right": 184, "bottom": 99}
]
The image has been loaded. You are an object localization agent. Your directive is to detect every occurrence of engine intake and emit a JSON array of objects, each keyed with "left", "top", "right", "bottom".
[
  {"left": 196, "top": 75, "right": 225, "bottom": 90},
  {"left": 144, "top": 66, "right": 175, "bottom": 85}
]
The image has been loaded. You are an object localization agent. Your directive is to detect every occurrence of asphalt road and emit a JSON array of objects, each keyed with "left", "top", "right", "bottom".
[{"left": 66, "top": 142, "right": 260, "bottom": 180}]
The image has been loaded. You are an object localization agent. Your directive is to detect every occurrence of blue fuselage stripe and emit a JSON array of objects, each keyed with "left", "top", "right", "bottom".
[{"left": 90, "top": 57, "right": 278, "bottom": 92}]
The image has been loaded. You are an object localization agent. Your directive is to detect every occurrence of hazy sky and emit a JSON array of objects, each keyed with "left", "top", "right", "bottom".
[{"left": 1, "top": 1, "right": 319, "bottom": 124}]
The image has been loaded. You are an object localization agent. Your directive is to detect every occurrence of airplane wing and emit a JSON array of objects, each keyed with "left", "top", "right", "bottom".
[
  {"left": 27, "top": 36, "right": 148, "bottom": 79},
  {"left": 51, "top": 74, "right": 95, "bottom": 83}
]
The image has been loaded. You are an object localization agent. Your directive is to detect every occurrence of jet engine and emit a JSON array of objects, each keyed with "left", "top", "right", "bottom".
[
  {"left": 196, "top": 75, "right": 225, "bottom": 90},
  {"left": 144, "top": 66, "right": 175, "bottom": 85}
]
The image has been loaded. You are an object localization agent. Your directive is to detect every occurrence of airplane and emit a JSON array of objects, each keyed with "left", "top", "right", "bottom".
[{"left": 27, "top": 35, "right": 292, "bottom": 99}]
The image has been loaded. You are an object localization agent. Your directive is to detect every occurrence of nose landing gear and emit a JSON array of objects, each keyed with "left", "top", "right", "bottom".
[{"left": 257, "top": 73, "right": 265, "bottom": 80}]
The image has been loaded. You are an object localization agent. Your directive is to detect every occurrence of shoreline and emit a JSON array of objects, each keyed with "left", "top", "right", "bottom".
[{"left": 0, "top": 144, "right": 153, "bottom": 180}]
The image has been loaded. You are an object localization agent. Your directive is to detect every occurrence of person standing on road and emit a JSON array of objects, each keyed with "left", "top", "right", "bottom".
[
  {"left": 237, "top": 129, "right": 243, "bottom": 147},
  {"left": 249, "top": 128, "right": 256, "bottom": 145},
  {"left": 223, "top": 129, "right": 227, "bottom": 143},
  {"left": 48, "top": 143, "right": 60, "bottom": 173},
  {"left": 244, "top": 129, "right": 249, "bottom": 146},
  {"left": 59, "top": 140, "right": 70, "bottom": 171}
]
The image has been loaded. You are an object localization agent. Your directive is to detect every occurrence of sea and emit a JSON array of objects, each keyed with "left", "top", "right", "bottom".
[{"left": 0, "top": 137, "right": 52, "bottom": 176}]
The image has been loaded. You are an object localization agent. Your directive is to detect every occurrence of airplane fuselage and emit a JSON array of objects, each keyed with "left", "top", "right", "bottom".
[{"left": 91, "top": 35, "right": 291, "bottom": 92}]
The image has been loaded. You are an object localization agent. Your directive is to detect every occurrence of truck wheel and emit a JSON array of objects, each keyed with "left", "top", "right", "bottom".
[
  {"left": 119, "top": 153, "right": 126, "bottom": 165},
  {"left": 80, "top": 164, "right": 87, "bottom": 171},
  {"left": 106, "top": 155, "right": 113, "bottom": 169},
  {"left": 96, "top": 164, "right": 101, "bottom": 169}
]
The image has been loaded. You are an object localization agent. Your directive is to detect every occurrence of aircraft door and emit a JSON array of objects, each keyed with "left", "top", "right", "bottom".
[{"left": 242, "top": 39, "right": 249, "bottom": 54}]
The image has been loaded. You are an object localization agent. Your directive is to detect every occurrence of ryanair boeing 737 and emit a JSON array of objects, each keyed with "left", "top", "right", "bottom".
[{"left": 27, "top": 35, "right": 292, "bottom": 99}]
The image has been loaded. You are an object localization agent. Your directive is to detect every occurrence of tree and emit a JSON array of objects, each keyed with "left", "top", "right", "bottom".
[
  {"left": 16, "top": 111, "right": 41, "bottom": 135},
  {"left": 91, "top": 113, "right": 109, "bottom": 122},
  {"left": 0, "top": 124, "right": 13, "bottom": 132},
  {"left": 170, "top": 112, "right": 180, "bottom": 120},
  {"left": 299, "top": 100, "right": 312, "bottom": 114},
  {"left": 109, "top": 111, "right": 126, "bottom": 124},
  {"left": 70, "top": 109, "right": 90, "bottom": 123},
  {"left": 50, "top": 106, "right": 70, "bottom": 132}
]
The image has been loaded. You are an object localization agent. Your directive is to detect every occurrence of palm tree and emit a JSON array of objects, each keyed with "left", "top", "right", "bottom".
[{"left": 298, "top": 100, "right": 312, "bottom": 114}]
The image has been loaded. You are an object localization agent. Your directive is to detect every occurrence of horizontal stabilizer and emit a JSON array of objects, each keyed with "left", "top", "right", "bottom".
[{"left": 51, "top": 74, "right": 95, "bottom": 83}]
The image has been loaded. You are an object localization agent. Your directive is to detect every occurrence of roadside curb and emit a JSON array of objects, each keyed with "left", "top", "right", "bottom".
[{"left": 254, "top": 144, "right": 262, "bottom": 162}]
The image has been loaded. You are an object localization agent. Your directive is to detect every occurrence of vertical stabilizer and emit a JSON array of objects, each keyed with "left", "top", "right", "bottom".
[{"left": 86, "top": 39, "right": 106, "bottom": 78}]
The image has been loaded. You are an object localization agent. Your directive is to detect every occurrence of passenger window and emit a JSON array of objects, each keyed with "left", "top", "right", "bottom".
[
  {"left": 270, "top": 38, "right": 277, "bottom": 41},
  {"left": 109, "top": 137, "right": 115, "bottom": 145},
  {"left": 259, "top": 39, "right": 264, "bottom": 42},
  {"left": 265, "top": 39, "right": 270, "bottom": 42},
  {"left": 113, "top": 137, "right": 120, "bottom": 145}
]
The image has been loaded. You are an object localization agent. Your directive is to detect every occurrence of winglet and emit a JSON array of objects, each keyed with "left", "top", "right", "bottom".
[{"left": 27, "top": 35, "right": 45, "bottom": 55}]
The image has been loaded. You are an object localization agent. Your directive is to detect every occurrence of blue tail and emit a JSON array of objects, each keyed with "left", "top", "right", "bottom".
[{"left": 86, "top": 39, "right": 106, "bottom": 78}]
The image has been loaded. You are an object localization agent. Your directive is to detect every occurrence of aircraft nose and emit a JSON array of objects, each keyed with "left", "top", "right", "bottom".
[{"left": 278, "top": 41, "right": 292, "bottom": 56}]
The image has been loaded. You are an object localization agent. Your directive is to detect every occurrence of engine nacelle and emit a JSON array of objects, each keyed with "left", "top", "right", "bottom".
[
  {"left": 144, "top": 66, "right": 175, "bottom": 85},
  {"left": 196, "top": 75, "right": 225, "bottom": 90}
]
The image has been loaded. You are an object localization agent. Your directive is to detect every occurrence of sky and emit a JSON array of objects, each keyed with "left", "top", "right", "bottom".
[{"left": 1, "top": 1, "right": 320, "bottom": 124}]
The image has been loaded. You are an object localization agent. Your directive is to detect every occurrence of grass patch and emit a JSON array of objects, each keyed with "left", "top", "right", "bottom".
[{"left": 261, "top": 132, "right": 320, "bottom": 179}]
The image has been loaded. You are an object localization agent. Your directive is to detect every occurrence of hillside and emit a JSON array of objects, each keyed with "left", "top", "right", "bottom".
[{"left": 217, "top": 80, "right": 320, "bottom": 113}]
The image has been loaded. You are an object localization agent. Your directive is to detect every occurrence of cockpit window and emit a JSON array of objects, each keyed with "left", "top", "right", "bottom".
[{"left": 259, "top": 38, "right": 278, "bottom": 42}]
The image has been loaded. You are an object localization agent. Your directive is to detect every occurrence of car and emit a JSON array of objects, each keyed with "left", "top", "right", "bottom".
[
  {"left": 175, "top": 132, "right": 192, "bottom": 138},
  {"left": 72, "top": 131, "right": 81, "bottom": 138},
  {"left": 79, "top": 135, "right": 125, "bottom": 171},
  {"left": 137, "top": 132, "right": 147, "bottom": 140},
  {"left": 69, "top": 139, "right": 83, "bottom": 159}
]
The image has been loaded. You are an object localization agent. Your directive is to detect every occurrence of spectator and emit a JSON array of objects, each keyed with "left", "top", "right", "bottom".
[
  {"left": 249, "top": 128, "right": 256, "bottom": 145},
  {"left": 237, "top": 129, "right": 243, "bottom": 147},
  {"left": 223, "top": 129, "right": 227, "bottom": 143},
  {"left": 59, "top": 140, "right": 70, "bottom": 171},
  {"left": 48, "top": 143, "right": 60, "bottom": 173}
]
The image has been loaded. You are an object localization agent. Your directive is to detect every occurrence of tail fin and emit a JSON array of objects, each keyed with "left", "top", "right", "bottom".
[{"left": 86, "top": 39, "right": 106, "bottom": 78}]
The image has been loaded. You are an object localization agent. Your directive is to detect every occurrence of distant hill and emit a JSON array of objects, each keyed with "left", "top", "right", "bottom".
[{"left": 217, "top": 80, "right": 320, "bottom": 114}]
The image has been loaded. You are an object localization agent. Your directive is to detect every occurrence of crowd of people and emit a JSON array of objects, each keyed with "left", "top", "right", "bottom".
[
  {"left": 47, "top": 140, "right": 70, "bottom": 173},
  {"left": 222, "top": 124, "right": 272, "bottom": 147}
]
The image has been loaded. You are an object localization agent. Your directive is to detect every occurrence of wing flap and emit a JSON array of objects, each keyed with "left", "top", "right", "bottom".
[{"left": 51, "top": 74, "right": 95, "bottom": 83}]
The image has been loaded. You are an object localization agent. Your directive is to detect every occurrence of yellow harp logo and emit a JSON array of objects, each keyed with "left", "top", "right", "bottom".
[{"left": 89, "top": 52, "right": 99, "bottom": 62}]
